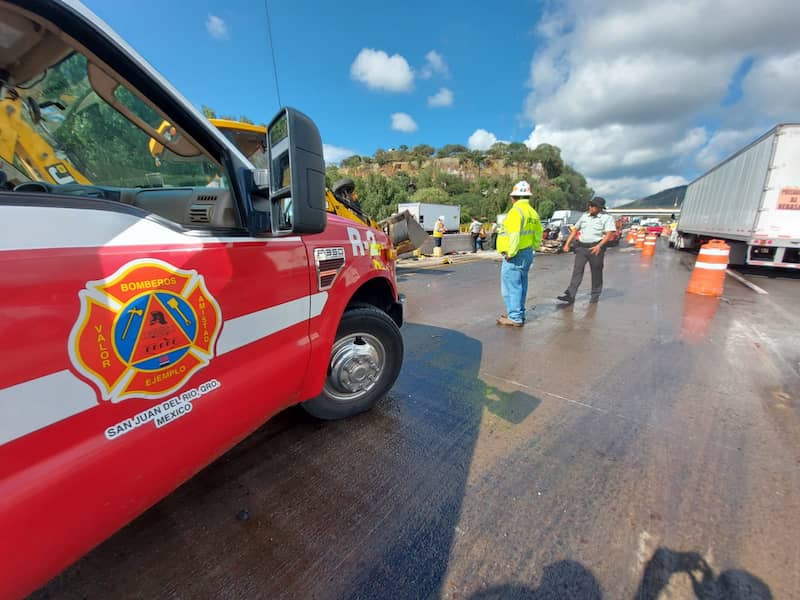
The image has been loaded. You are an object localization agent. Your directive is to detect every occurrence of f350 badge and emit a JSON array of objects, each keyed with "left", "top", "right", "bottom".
[{"left": 68, "top": 259, "right": 222, "bottom": 403}]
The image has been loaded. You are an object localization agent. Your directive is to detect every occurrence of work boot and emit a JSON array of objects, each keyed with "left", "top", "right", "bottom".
[
  {"left": 557, "top": 293, "right": 574, "bottom": 304},
  {"left": 589, "top": 295, "right": 600, "bottom": 304},
  {"left": 497, "top": 315, "right": 524, "bottom": 327}
]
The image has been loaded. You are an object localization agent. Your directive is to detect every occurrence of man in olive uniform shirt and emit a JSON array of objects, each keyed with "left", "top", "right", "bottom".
[{"left": 558, "top": 197, "right": 616, "bottom": 304}]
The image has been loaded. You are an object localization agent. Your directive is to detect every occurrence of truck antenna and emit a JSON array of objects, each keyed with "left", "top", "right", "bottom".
[{"left": 263, "top": 0, "right": 282, "bottom": 109}]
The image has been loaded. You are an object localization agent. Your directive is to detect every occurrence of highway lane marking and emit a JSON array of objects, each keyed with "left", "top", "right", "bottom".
[
  {"left": 480, "top": 373, "right": 606, "bottom": 413},
  {"left": 725, "top": 269, "right": 768, "bottom": 294}
]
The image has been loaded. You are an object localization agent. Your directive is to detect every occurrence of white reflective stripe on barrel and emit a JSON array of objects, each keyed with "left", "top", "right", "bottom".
[
  {"left": 694, "top": 261, "right": 727, "bottom": 270},
  {"left": 699, "top": 248, "right": 729, "bottom": 256}
]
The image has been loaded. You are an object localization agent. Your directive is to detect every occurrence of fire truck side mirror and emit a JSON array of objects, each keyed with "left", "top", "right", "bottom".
[{"left": 252, "top": 107, "right": 326, "bottom": 235}]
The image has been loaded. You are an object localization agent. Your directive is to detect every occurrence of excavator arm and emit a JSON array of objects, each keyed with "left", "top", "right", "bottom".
[{"left": 0, "top": 96, "right": 91, "bottom": 186}]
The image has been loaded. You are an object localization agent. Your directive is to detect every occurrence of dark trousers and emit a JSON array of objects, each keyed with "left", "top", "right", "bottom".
[
  {"left": 566, "top": 244, "right": 606, "bottom": 298},
  {"left": 489, "top": 233, "right": 497, "bottom": 250},
  {"left": 471, "top": 233, "right": 479, "bottom": 252}
]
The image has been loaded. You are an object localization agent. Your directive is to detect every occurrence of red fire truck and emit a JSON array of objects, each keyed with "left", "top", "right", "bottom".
[{"left": 0, "top": 1, "right": 405, "bottom": 597}]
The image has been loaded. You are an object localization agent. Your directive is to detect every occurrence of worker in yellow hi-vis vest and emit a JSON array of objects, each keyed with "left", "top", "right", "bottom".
[
  {"left": 496, "top": 181, "right": 543, "bottom": 327},
  {"left": 432, "top": 215, "right": 447, "bottom": 250}
]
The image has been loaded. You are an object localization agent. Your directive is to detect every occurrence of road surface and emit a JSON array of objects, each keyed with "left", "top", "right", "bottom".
[{"left": 34, "top": 242, "right": 798, "bottom": 599}]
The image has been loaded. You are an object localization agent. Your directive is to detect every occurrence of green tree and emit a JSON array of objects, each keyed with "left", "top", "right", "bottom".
[
  {"left": 325, "top": 166, "right": 346, "bottom": 189},
  {"left": 452, "top": 191, "right": 486, "bottom": 221},
  {"left": 538, "top": 198, "right": 556, "bottom": 219},
  {"left": 201, "top": 105, "right": 217, "bottom": 119},
  {"left": 410, "top": 187, "right": 449, "bottom": 204},
  {"left": 374, "top": 148, "right": 391, "bottom": 166},
  {"left": 411, "top": 144, "right": 435, "bottom": 158},
  {"left": 552, "top": 164, "right": 593, "bottom": 209},
  {"left": 341, "top": 155, "right": 362, "bottom": 168},
  {"left": 504, "top": 142, "right": 534, "bottom": 175},
  {"left": 391, "top": 171, "right": 414, "bottom": 192},
  {"left": 530, "top": 143, "right": 564, "bottom": 179},
  {"left": 414, "top": 166, "right": 436, "bottom": 189},
  {"left": 436, "top": 144, "right": 468, "bottom": 158},
  {"left": 436, "top": 172, "right": 470, "bottom": 195},
  {"left": 359, "top": 173, "right": 409, "bottom": 220},
  {"left": 532, "top": 184, "right": 567, "bottom": 212},
  {"left": 458, "top": 150, "right": 485, "bottom": 177},
  {"left": 487, "top": 142, "right": 508, "bottom": 160}
]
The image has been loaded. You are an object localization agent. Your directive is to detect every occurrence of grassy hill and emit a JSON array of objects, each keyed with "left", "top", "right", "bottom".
[{"left": 621, "top": 185, "right": 686, "bottom": 208}]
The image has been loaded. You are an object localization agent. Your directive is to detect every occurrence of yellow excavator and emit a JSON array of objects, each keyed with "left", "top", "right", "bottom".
[
  {"left": 150, "top": 118, "right": 427, "bottom": 254},
  {"left": 0, "top": 95, "right": 91, "bottom": 186}
]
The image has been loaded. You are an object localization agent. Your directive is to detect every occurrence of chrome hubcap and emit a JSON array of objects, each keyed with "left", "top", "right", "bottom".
[{"left": 325, "top": 333, "right": 385, "bottom": 401}]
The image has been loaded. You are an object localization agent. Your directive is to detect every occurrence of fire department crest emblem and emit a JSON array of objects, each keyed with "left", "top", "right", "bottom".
[{"left": 68, "top": 259, "right": 222, "bottom": 403}]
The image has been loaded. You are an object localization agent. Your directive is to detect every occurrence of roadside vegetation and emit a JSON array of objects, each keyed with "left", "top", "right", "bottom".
[{"left": 327, "top": 142, "right": 594, "bottom": 223}]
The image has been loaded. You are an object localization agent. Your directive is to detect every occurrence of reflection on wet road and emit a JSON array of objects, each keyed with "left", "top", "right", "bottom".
[{"left": 35, "top": 244, "right": 798, "bottom": 599}]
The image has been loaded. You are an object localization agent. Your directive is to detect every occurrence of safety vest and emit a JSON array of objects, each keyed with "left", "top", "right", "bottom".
[
  {"left": 496, "top": 200, "right": 542, "bottom": 257},
  {"left": 433, "top": 221, "right": 445, "bottom": 238}
]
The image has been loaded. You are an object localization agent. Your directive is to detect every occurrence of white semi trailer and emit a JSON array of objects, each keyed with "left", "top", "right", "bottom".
[
  {"left": 398, "top": 203, "right": 461, "bottom": 233},
  {"left": 672, "top": 124, "right": 800, "bottom": 268}
]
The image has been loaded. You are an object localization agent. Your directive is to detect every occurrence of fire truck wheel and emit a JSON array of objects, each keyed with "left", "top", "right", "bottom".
[{"left": 302, "top": 305, "right": 404, "bottom": 420}]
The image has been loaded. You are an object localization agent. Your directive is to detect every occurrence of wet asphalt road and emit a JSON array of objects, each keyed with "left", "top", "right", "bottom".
[{"left": 34, "top": 241, "right": 799, "bottom": 599}]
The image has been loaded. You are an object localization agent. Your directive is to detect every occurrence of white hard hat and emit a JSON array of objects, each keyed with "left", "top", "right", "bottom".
[
  {"left": 511, "top": 180, "right": 532, "bottom": 197},
  {"left": 438, "top": 215, "right": 445, "bottom": 220}
]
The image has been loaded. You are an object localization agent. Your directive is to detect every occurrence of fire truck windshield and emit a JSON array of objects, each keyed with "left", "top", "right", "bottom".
[{"left": 2, "top": 52, "right": 223, "bottom": 189}]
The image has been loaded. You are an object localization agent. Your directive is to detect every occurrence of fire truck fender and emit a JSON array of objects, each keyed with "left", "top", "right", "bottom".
[
  {"left": 298, "top": 272, "right": 403, "bottom": 417},
  {"left": 345, "top": 276, "right": 403, "bottom": 328}
]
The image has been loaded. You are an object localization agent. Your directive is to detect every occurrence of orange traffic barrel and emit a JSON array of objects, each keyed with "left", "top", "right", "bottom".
[
  {"left": 642, "top": 233, "right": 657, "bottom": 256},
  {"left": 635, "top": 231, "right": 646, "bottom": 249},
  {"left": 626, "top": 230, "right": 636, "bottom": 244},
  {"left": 687, "top": 239, "right": 730, "bottom": 296}
]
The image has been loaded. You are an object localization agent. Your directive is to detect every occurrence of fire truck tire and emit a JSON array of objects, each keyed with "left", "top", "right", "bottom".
[{"left": 302, "top": 305, "right": 404, "bottom": 420}]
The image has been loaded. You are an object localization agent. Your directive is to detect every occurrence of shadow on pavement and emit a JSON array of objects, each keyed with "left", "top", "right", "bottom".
[
  {"left": 634, "top": 547, "right": 773, "bottom": 600},
  {"left": 468, "top": 560, "right": 602, "bottom": 599},
  {"left": 33, "top": 322, "right": 540, "bottom": 600},
  {"left": 465, "top": 547, "right": 771, "bottom": 600},
  {"left": 342, "top": 322, "right": 540, "bottom": 598}
]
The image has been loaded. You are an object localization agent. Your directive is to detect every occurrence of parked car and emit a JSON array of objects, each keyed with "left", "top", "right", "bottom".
[{"left": 641, "top": 219, "right": 664, "bottom": 235}]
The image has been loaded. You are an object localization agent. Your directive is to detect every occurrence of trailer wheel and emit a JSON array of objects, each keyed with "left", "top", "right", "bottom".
[{"left": 302, "top": 305, "right": 404, "bottom": 420}]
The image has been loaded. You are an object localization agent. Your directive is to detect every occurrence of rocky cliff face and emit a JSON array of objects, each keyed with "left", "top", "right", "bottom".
[{"left": 339, "top": 157, "right": 547, "bottom": 181}]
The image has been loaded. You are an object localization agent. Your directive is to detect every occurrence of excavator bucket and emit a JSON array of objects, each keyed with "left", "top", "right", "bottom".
[{"left": 380, "top": 210, "right": 429, "bottom": 255}]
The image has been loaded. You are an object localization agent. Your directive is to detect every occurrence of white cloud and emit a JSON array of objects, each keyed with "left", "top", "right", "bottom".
[
  {"left": 525, "top": 0, "right": 799, "bottom": 204},
  {"left": 350, "top": 49, "right": 414, "bottom": 92},
  {"left": 468, "top": 129, "right": 499, "bottom": 151},
  {"left": 526, "top": 123, "right": 706, "bottom": 177},
  {"left": 420, "top": 50, "right": 450, "bottom": 79},
  {"left": 742, "top": 52, "right": 800, "bottom": 120},
  {"left": 532, "top": 54, "right": 735, "bottom": 129},
  {"left": 428, "top": 87, "right": 454, "bottom": 108},
  {"left": 391, "top": 113, "right": 418, "bottom": 133},
  {"left": 672, "top": 127, "right": 708, "bottom": 155},
  {"left": 206, "top": 15, "right": 228, "bottom": 40},
  {"left": 323, "top": 144, "right": 357, "bottom": 165},
  {"left": 694, "top": 128, "right": 763, "bottom": 170}
]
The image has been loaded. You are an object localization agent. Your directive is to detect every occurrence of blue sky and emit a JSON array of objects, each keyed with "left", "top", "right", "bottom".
[{"left": 88, "top": 0, "right": 799, "bottom": 205}]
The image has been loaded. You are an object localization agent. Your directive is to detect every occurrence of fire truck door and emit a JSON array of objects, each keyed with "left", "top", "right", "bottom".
[{"left": 0, "top": 199, "right": 314, "bottom": 593}]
